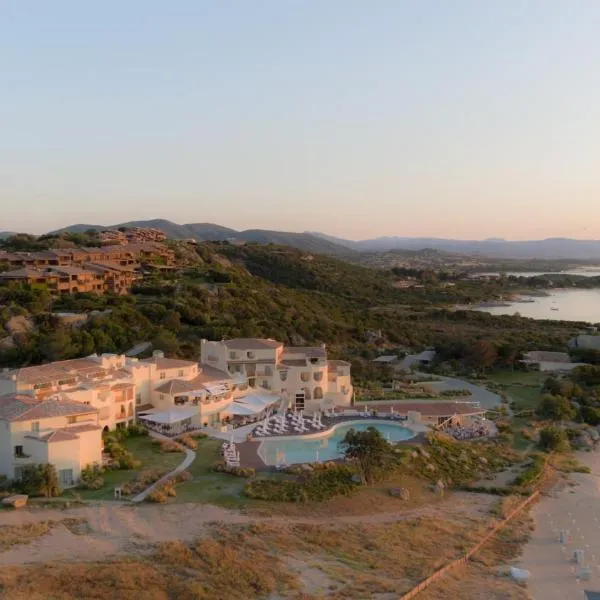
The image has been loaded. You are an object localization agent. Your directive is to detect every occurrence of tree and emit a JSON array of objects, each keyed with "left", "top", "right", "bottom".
[
  {"left": 539, "top": 426, "right": 570, "bottom": 452},
  {"left": 467, "top": 340, "right": 498, "bottom": 374},
  {"left": 536, "top": 394, "right": 576, "bottom": 422},
  {"left": 18, "top": 464, "right": 60, "bottom": 497},
  {"left": 339, "top": 427, "right": 392, "bottom": 485}
]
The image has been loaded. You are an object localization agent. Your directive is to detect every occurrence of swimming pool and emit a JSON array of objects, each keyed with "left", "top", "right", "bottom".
[{"left": 258, "top": 420, "right": 416, "bottom": 466}]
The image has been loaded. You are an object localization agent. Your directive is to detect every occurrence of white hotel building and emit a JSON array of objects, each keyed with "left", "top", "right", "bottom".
[{"left": 0, "top": 338, "right": 353, "bottom": 484}]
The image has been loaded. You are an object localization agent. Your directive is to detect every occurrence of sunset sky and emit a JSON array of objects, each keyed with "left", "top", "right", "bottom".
[{"left": 2, "top": 1, "right": 599, "bottom": 239}]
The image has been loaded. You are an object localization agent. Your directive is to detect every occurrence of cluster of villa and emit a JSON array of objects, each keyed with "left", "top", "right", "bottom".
[
  {"left": 0, "top": 338, "right": 353, "bottom": 487},
  {"left": 97, "top": 227, "right": 167, "bottom": 245},
  {"left": 0, "top": 242, "right": 175, "bottom": 295}
]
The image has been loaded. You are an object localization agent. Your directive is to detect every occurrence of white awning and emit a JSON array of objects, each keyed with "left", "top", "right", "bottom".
[
  {"left": 237, "top": 393, "right": 279, "bottom": 410},
  {"left": 227, "top": 403, "right": 262, "bottom": 416},
  {"left": 205, "top": 384, "right": 228, "bottom": 396},
  {"left": 138, "top": 406, "right": 199, "bottom": 425}
]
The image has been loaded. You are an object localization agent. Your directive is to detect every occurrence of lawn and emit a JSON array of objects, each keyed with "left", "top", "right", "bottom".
[
  {"left": 486, "top": 370, "right": 547, "bottom": 452},
  {"left": 68, "top": 435, "right": 183, "bottom": 501},
  {"left": 171, "top": 437, "right": 253, "bottom": 507},
  {"left": 487, "top": 370, "right": 546, "bottom": 411}
]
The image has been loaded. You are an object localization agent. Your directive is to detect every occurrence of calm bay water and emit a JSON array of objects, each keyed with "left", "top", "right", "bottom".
[{"left": 477, "top": 288, "right": 600, "bottom": 323}]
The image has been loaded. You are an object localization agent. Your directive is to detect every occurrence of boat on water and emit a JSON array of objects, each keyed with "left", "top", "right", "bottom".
[{"left": 551, "top": 307, "right": 559, "bottom": 311}]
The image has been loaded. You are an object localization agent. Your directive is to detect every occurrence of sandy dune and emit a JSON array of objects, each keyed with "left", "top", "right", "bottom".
[{"left": 0, "top": 492, "right": 494, "bottom": 566}]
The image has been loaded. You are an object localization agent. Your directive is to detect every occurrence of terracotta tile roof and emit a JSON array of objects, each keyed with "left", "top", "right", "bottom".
[
  {"left": 154, "top": 379, "right": 198, "bottom": 395},
  {"left": 141, "top": 357, "right": 197, "bottom": 370},
  {"left": 0, "top": 395, "right": 98, "bottom": 422},
  {"left": 43, "top": 430, "right": 80, "bottom": 443},
  {"left": 223, "top": 338, "right": 283, "bottom": 350},
  {"left": 283, "top": 346, "right": 327, "bottom": 359},
  {"left": 63, "top": 423, "right": 102, "bottom": 433},
  {"left": 2, "top": 357, "right": 104, "bottom": 385},
  {"left": 280, "top": 359, "right": 306, "bottom": 367},
  {"left": 195, "top": 365, "right": 232, "bottom": 383}
]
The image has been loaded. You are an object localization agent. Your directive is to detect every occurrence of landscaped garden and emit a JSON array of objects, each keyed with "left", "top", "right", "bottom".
[{"left": 68, "top": 433, "right": 184, "bottom": 501}]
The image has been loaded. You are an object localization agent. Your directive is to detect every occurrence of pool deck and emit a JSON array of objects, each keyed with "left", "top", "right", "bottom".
[{"left": 236, "top": 416, "right": 426, "bottom": 470}]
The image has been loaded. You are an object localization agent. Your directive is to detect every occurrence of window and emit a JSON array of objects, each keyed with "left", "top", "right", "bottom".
[
  {"left": 30, "top": 421, "right": 40, "bottom": 432},
  {"left": 313, "top": 372, "right": 323, "bottom": 382},
  {"left": 59, "top": 468, "right": 74, "bottom": 488},
  {"left": 280, "top": 371, "right": 288, "bottom": 381},
  {"left": 264, "top": 366, "right": 273, "bottom": 376},
  {"left": 159, "top": 371, "right": 166, "bottom": 380},
  {"left": 300, "top": 372, "right": 310, "bottom": 382},
  {"left": 160, "top": 394, "right": 165, "bottom": 401},
  {"left": 178, "top": 370, "right": 184, "bottom": 377},
  {"left": 304, "top": 388, "right": 312, "bottom": 400},
  {"left": 314, "top": 386, "right": 323, "bottom": 400},
  {"left": 14, "top": 445, "right": 25, "bottom": 458},
  {"left": 247, "top": 351, "right": 255, "bottom": 359},
  {"left": 67, "top": 416, "right": 77, "bottom": 424},
  {"left": 229, "top": 351, "right": 237, "bottom": 359},
  {"left": 294, "top": 392, "right": 305, "bottom": 411}
]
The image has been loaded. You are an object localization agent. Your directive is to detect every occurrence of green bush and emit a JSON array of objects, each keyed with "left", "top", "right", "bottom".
[
  {"left": 127, "top": 422, "right": 149, "bottom": 437},
  {"left": 17, "top": 464, "right": 60, "bottom": 497},
  {"left": 244, "top": 466, "right": 358, "bottom": 503},
  {"left": 538, "top": 426, "right": 570, "bottom": 453},
  {"left": 513, "top": 454, "right": 546, "bottom": 488},
  {"left": 212, "top": 461, "right": 256, "bottom": 478},
  {"left": 79, "top": 463, "right": 104, "bottom": 490}
]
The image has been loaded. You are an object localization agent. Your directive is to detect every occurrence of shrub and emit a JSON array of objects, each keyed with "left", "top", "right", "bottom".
[
  {"left": 160, "top": 440, "right": 184, "bottom": 453},
  {"left": 176, "top": 434, "right": 197, "bottom": 450},
  {"left": 147, "top": 490, "right": 168, "bottom": 503},
  {"left": 127, "top": 422, "right": 149, "bottom": 437},
  {"left": 513, "top": 455, "right": 546, "bottom": 488},
  {"left": 244, "top": 466, "right": 358, "bottom": 503},
  {"left": 212, "top": 462, "right": 256, "bottom": 478},
  {"left": 121, "top": 468, "right": 167, "bottom": 496},
  {"left": 79, "top": 463, "right": 104, "bottom": 490},
  {"left": 539, "top": 426, "right": 570, "bottom": 453},
  {"left": 17, "top": 464, "right": 60, "bottom": 497}
]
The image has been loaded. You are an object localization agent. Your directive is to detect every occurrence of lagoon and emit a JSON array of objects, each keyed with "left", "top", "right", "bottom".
[{"left": 476, "top": 288, "right": 600, "bottom": 323}]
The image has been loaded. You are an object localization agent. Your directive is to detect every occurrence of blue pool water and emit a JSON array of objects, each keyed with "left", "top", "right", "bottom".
[{"left": 258, "top": 420, "right": 416, "bottom": 466}]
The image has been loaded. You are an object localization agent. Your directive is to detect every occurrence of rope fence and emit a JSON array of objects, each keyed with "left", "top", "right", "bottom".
[{"left": 400, "top": 457, "right": 551, "bottom": 599}]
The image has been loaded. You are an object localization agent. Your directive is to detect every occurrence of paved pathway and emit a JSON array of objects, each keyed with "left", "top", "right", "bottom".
[{"left": 131, "top": 432, "right": 196, "bottom": 503}]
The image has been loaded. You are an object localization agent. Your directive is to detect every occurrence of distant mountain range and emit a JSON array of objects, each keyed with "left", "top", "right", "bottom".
[
  {"left": 48, "top": 219, "right": 357, "bottom": 257},
  {"left": 9, "top": 219, "right": 599, "bottom": 260},
  {"left": 311, "top": 233, "right": 600, "bottom": 260}
]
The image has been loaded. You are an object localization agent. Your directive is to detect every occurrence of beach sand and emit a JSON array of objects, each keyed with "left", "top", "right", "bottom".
[{"left": 519, "top": 451, "right": 600, "bottom": 599}]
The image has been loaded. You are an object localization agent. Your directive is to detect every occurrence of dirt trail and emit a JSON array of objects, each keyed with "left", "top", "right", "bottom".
[{"left": 0, "top": 492, "right": 494, "bottom": 566}]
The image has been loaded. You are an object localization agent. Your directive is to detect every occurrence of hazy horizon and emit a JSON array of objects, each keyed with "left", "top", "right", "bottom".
[{"left": 2, "top": 1, "right": 600, "bottom": 239}]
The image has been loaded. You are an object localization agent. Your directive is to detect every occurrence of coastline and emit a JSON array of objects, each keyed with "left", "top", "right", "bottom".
[{"left": 517, "top": 451, "right": 600, "bottom": 599}]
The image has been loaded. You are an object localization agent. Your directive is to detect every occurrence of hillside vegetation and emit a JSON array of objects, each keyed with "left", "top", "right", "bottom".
[{"left": 0, "top": 241, "right": 580, "bottom": 368}]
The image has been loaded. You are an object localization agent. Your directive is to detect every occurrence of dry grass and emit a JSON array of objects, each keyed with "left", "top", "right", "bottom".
[
  {"left": 0, "top": 518, "right": 89, "bottom": 551},
  {"left": 0, "top": 522, "right": 52, "bottom": 551},
  {"left": 0, "top": 497, "right": 534, "bottom": 599},
  {"left": 248, "top": 474, "right": 442, "bottom": 518}
]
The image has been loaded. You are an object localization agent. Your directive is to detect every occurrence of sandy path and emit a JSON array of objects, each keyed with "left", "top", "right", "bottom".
[
  {"left": 518, "top": 451, "right": 600, "bottom": 599},
  {"left": 0, "top": 492, "right": 494, "bottom": 566}
]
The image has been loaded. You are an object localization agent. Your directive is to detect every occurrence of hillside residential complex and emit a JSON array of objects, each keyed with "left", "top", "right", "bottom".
[
  {"left": 0, "top": 338, "right": 353, "bottom": 485},
  {"left": 0, "top": 242, "right": 175, "bottom": 294}
]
